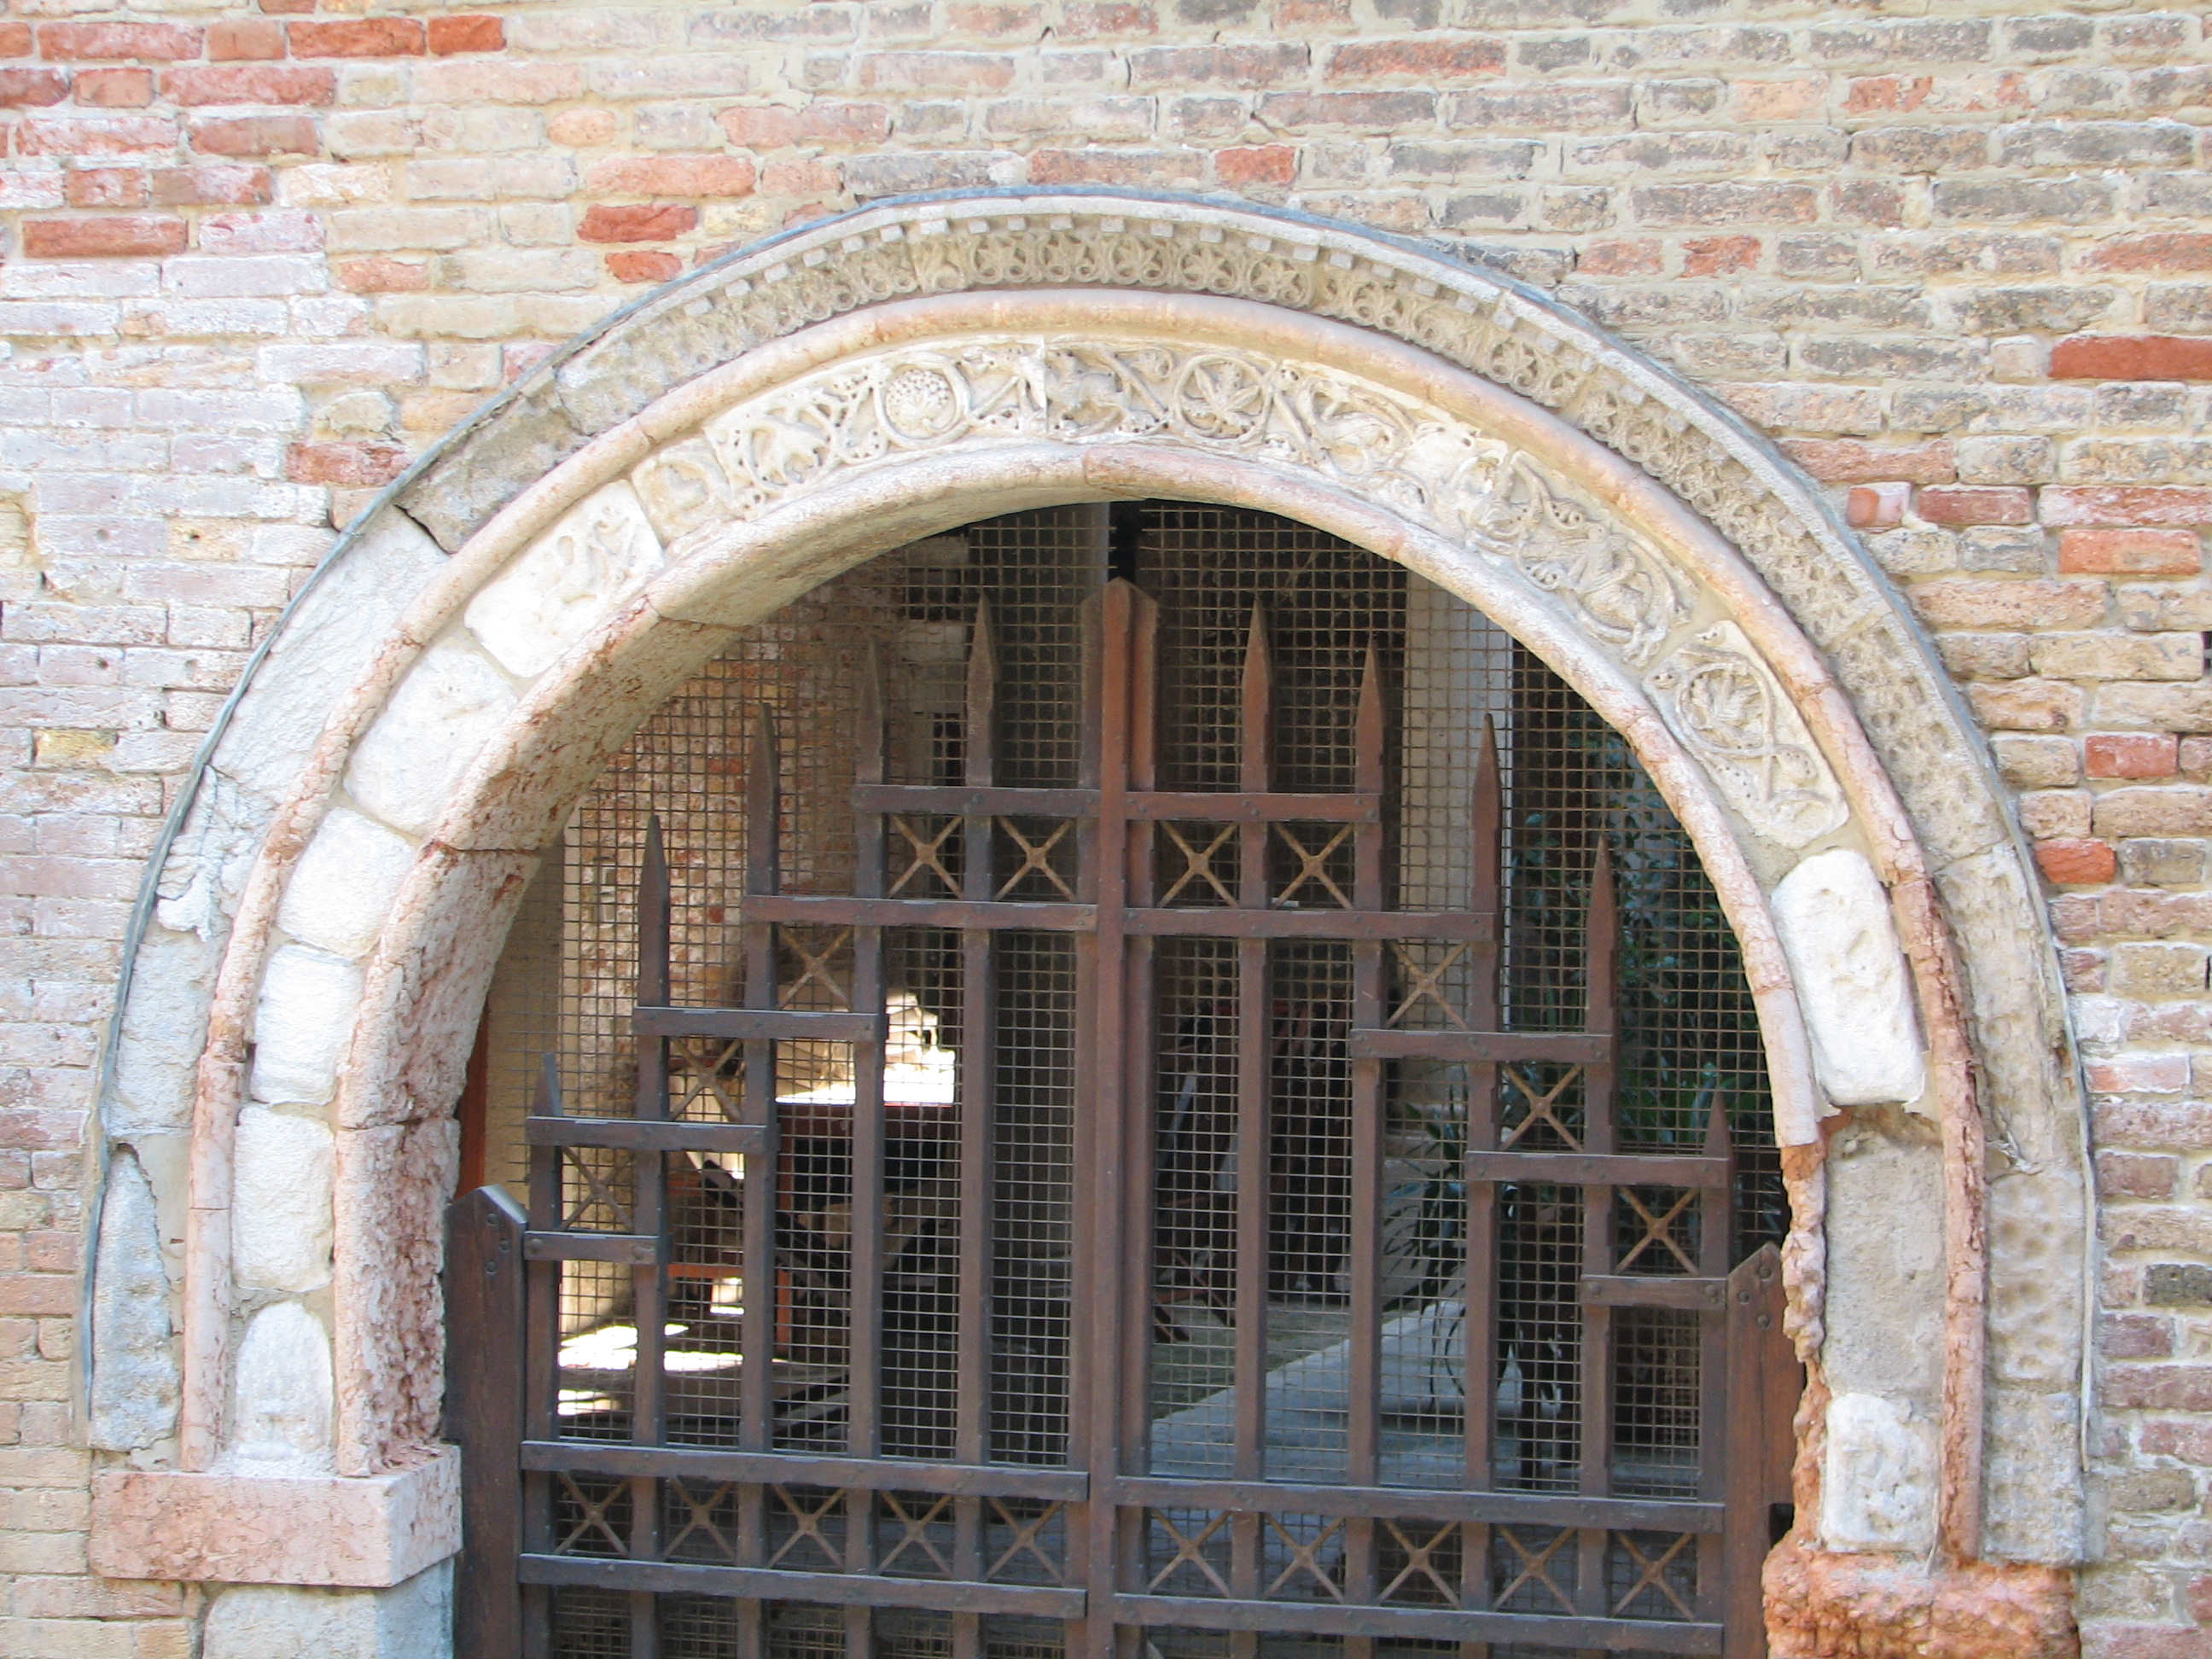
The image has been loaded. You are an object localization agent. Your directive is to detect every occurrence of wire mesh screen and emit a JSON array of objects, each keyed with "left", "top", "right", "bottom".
[{"left": 481, "top": 498, "right": 1783, "bottom": 1658}]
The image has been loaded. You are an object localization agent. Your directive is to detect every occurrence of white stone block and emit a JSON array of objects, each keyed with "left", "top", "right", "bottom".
[
  {"left": 1820, "top": 1391, "right": 1937, "bottom": 1554},
  {"left": 213, "top": 511, "right": 445, "bottom": 804},
  {"left": 278, "top": 807, "right": 419, "bottom": 961},
  {"left": 204, "top": 1560, "right": 453, "bottom": 1659},
  {"left": 465, "top": 480, "right": 663, "bottom": 678},
  {"left": 248, "top": 945, "right": 364, "bottom": 1108},
  {"left": 231, "top": 1108, "right": 335, "bottom": 1294},
  {"left": 229, "top": 1301, "right": 335, "bottom": 1473},
  {"left": 108, "top": 921, "right": 222, "bottom": 1137},
  {"left": 345, "top": 633, "right": 520, "bottom": 837},
  {"left": 90, "top": 1150, "right": 180, "bottom": 1452},
  {"left": 1771, "top": 847, "right": 1927, "bottom": 1107}
]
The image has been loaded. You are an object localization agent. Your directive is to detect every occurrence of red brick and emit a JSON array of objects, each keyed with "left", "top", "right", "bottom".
[
  {"left": 2084, "top": 232, "right": 2212, "bottom": 274},
  {"left": 0, "top": 1276, "right": 74, "bottom": 1317},
  {"left": 1214, "top": 144, "right": 1294, "bottom": 187},
  {"left": 1787, "top": 439, "right": 1956, "bottom": 486},
  {"left": 2043, "top": 486, "right": 2212, "bottom": 527},
  {"left": 289, "top": 18, "right": 426, "bottom": 57},
  {"left": 1579, "top": 239, "right": 1662, "bottom": 276},
  {"left": 607, "top": 249, "right": 683, "bottom": 284},
  {"left": 67, "top": 168, "right": 149, "bottom": 209},
  {"left": 2144, "top": 1419, "right": 2212, "bottom": 1463},
  {"left": 335, "top": 257, "right": 428, "bottom": 293},
  {"left": 2104, "top": 1313, "right": 2174, "bottom": 1359},
  {"left": 189, "top": 114, "right": 320, "bottom": 156},
  {"left": 2090, "top": 1054, "right": 2192, "bottom": 1095},
  {"left": 75, "top": 68, "right": 154, "bottom": 108},
  {"left": 20, "top": 216, "right": 186, "bottom": 259},
  {"left": 38, "top": 21, "right": 201, "bottom": 60},
  {"left": 207, "top": 19, "right": 286, "bottom": 61},
  {"left": 162, "top": 65, "right": 337, "bottom": 106},
  {"left": 2107, "top": 1363, "right": 2212, "bottom": 1412},
  {"left": 1918, "top": 485, "right": 2033, "bottom": 526},
  {"left": 2089, "top": 734, "right": 2180, "bottom": 780},
  {"left": 1126, "top": 44, "right": 1307, "bottom": 90},
  {"left": 286, "top": 441, "right": 408, "bottom": 486},
  {"left": 584, "top": 155, "right": 758, "bottom": 198},
  {"left": 428, "top": 15, "right": 504, "bottom": 55},
  {"left": 1031, "top": 148, "right": 1206, "bottom": 186},
  {"left": 1911, "top": 579, "right": 2105, "bottom": 630},
  {"left": 850, "top": 51, "right": 1018, "bottom": 93},
  {"left": 260, "top": 0, "right": 316, "bottom": 13},
  {"left": 946, "top": 3, "right": 1045, "bottom": 38},
  {"left": 151, "top": 164, "right": 273, "bottom": 207},
  {"left": 2060, "top": 527, "right": 2203, "bottom": 576},
  {"left": 1325, "top": 37, "right": 1505, "bottom": 81},
  {"left": 579, "top": 203, "right": 699, "bottom": 243},
  {"left": 0, "top": 69, "right": 70, "bottom": 108},
  {"left": 758, "top": 158, "right": 840, "bottom": 196},
  {"left": 2035, "top": 838, "right": 2116, "bottom": 885},
  {"left": 1848, "top": 483, "right": 1911, "bottom": 530},
  {"left": 2099, "top": 1151, "right": 2180, "bottom": 1200},
  {"left": 717, "top": 102, "right": 889, "bottom": 148},
  {"left": 2052, "top": 335, "right": 2212, "bottom": 381},
  {"left": 1062, "top": 3, "right": 1156, "bottom": 36},
  {"left": 1680, "top": 235, "right": 1760, "bottom": 276},
  {"left": 0, "top": 23, "right": 28, "bottom": 55}
]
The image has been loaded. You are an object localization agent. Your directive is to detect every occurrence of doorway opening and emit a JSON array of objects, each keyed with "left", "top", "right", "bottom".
[{"left": 451, "top": 503, "right": 1799, "bottom": 1659}]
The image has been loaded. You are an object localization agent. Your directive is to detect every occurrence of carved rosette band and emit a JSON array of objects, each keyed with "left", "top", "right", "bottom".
[{"left": 623, "top": 331, "right": 1848, "bottom": 852}]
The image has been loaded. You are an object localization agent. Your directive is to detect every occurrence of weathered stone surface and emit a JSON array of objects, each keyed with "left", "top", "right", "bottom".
[
  {"left": 212, "top": 512, "right": 448, "bottom": 806},
  {"left": 90, "top": 1149, "right": 180, "bottom": 1452},
  {"left": 247, "top": 943, "right": 364, "bottom": 1107},
  {"left": 203, "top": 1563, "right": 453, "bottom": 1659},
  {"left": 276, "top": 807, "right": 420, "bottom": 962},
  {"left": 463, "top": 480, "right": 664, "bottom": 678},
  {"left": 1822, "top": 1391, "right": 1939, "bottom": 1554},
  {"left": 345, "top": 632, "right": 521, "bottom": 837},
  {"left": 91, "top": 1451, "right": 459, "bottom": 1590},
  {"left": 231, "top": 1107, "right": 335, "bottom": 1294},
  {"left": 1772, "top": 849, "right": 1928, "bottom": 1107},
  {"left": 229, "top": 1300, "right": 335, "bottom": 1472},
  {"left": 1983, "top": 1388, "right": 2086, "bottom": 1565}
]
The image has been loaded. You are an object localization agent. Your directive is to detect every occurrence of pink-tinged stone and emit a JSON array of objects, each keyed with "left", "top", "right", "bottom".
[{"left": 88, "top": 1446, "right": 459, "bottom": 1586}]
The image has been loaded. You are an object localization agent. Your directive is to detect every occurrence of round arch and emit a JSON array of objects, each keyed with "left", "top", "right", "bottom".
[{"left": 89, "top": 191, "right": 2082, "bottom": 1656}]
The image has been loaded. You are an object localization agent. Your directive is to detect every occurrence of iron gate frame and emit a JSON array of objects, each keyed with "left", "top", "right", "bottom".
[{"left": 446, "top": 576, "right": 1798, "bottom": 1659}]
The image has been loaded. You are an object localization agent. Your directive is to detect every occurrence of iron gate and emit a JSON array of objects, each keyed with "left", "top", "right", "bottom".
[{"left": 448, "top": 512, "right": 1798, "bottom": 1659}]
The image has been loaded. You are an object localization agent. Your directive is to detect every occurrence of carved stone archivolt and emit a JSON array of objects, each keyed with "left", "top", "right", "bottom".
[{"left": 626, "top": 329, "right": 1847, "bottom": 856}]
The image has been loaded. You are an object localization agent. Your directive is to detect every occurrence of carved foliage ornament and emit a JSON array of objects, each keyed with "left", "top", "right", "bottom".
[{"left": 622, "top": 331, "right": 1846, "bottom": 851}]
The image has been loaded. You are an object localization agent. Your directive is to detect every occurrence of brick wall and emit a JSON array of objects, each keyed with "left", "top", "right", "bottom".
[{"left": 1, "top": 3, "right": 2208, "bottom": 1654}]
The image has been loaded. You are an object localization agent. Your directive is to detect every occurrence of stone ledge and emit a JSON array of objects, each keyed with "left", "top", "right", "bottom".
[{"left": 90, "top": 1446, "right": 460, "bottom": 1588}]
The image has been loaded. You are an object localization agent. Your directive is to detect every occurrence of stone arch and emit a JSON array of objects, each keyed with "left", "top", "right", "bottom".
[{"left": 89, "top": 191, "right": 2083, "bottom": 1654}]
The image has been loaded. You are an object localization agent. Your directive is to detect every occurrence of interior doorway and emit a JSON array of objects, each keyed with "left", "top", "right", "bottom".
[{"left": 449, "top": 503, "right": 1799, "bottom": 1659}]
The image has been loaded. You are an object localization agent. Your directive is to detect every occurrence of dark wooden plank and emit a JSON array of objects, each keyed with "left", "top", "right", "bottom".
[
  {"left": 447, "top": 1185, "right": 527, "bottom": 1659},
  {"left": 523, "top": 1117, "right": 770, "bottom": 1156},
  {"left": 524, "top": 1231, "right": 661, "bottom": 1266},
  {"left": 1579, "top": 1275, "right": 1726, "bottom": 1311},
  {"left": 1076, "top": 573, "right": 1147, "bottom": 1659},
  {"left": 1348, "top": 1029, "right": 1610, "bottom": 1064},
  {"left": 747, "top": 894, "right": 1098, "bottom": 931},
  {"left": 520, "top": 1556, "right": 1086, "bottom": 1619},
  {"left": 1725, "top": 1244, "right": 1796, "bottom": 1659},
  {"left": 1107, "top": 1476, "right": 1720, "bottom": 1532},
  {"left": 1464, "top": 1152, "right": 1729, "bottom": 1189},
  {"left": 1126, "top": 791, "right": 1379, "bottom": 824},
  {"left": 854, "top": 785, "right": 1099, "bottom": 818},
  {"left": 522, "top": 1441, "right": 1089, "bottom": 1501},
  {"left": 1109, "top": 1595, "right": 1723, "bottom": 1654},
  {"left": 633, "top": 1005, "right": 885, "bottom": 1043},
  {"left": 1128, "top": 909, "right": 1493, "bottom": 941}
]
